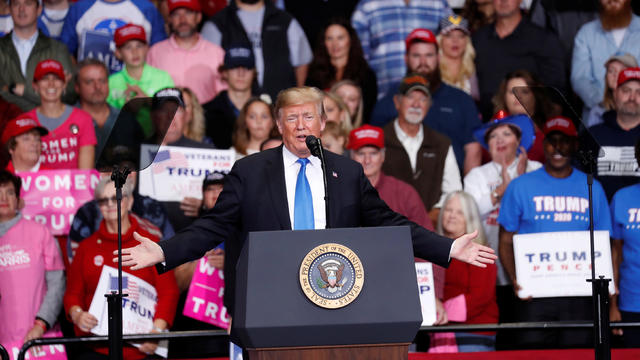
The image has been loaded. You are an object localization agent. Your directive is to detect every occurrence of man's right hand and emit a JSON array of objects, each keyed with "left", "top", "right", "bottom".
[{"left": 114, "top": 232, "right": 165, "bottom": 270}]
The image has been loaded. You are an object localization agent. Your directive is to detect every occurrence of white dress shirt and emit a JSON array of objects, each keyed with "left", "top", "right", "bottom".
[
  {"left": 12, "top": 30, "right": 38, "bottom": 77},
  {"left": 282, "top": 145, "right": 326, "bottom": 230},
  {"left": 393, "top": 119, "right": 462, "bottom": 209}
]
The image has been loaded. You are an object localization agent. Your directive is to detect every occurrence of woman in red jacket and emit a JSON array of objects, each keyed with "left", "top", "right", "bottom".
[
  {"left": 437, "top": 190, "right": 499, "bottom": 352},
  {"left": 64, "top": 176, "right": 179, "bottom": 359}
]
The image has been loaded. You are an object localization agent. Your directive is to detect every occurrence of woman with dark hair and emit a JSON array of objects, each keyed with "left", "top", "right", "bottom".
[
  {"left": 491, "top": 69, "right": 553, "bottom": 163},
  {"left": 461, "top": 0, "right": 495, "bottom": 33},
  {"left": 233, "top": 96, "right": 279, "bottom": 158},
  {"left": 306, "top": 17, "right": 377, "bottom": 123}
]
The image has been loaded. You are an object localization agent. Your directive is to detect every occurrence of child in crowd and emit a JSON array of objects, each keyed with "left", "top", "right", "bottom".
[
  {"left": 107, "top": 23, "right": 174, "bottom": 135},
  {"left": 321, "top": 121, "right": 347, "bottom": 156}
]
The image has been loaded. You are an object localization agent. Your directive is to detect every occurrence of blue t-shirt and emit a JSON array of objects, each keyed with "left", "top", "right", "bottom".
[
  {"left": 370, "top": 82, "right": 481, "bottom": 173},
  {"left": 610, "top": 183, "right": 640, "bottom": 312},
  {"left": 498, "top": 167, "right": 612, "bottom": 234}
]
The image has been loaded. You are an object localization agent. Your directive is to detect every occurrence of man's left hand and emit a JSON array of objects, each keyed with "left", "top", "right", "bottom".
[{"left": 450, "top": 230, "right": 497, "bottom": 267}]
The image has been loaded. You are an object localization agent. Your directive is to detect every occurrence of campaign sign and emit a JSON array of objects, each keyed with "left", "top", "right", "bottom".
[
  {"left": 78, "top": 30, "right": 123, "bottom": 74},
  {"left": 87, "top": 265, "right": 168, "bottom": 357},
  {"left": 183, "top": 257, "right": 230, "bottom": 329},
  {"left": 138, "top": 145, "right": 234, "bottom": 202},
  {"left": 415, "top": 262, "right": 436, "bottom": 326},
  {"left": 19, "top": 170, "right": 99, "bottom": 236},
  {"left": 514, "top": 230, "right": 615, "bottom": 298},
  {"left": 7, "top": 327, "right": 67, "bottom": 360}
]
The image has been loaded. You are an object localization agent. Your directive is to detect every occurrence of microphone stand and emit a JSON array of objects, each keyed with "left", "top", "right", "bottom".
[
  {"left": 578, "top": 148, "right": 611, "bottom": 360},
  {"left": 107, "top": 165, "right": 130, "bottom": 360},
  {"left": 307, "top": 136, "right": 330, "bottom": 228}
]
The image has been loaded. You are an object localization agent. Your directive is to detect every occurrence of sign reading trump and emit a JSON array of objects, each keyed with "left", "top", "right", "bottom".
[
  {"left": 18, "top": 169, "right": 99, "bottom": 235},
  {"left": 513, "top": 230, "right": 615, "bottom": 298},
  {"left": 183, "top": 256, "right": 230, "bottom": 329},
  {"left": 138, "top": 145, "right": 234, "bottom": 202}
]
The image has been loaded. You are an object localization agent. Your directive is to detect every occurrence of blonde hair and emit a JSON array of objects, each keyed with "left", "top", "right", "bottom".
[
  {"left": 330, "top": 80, "right": 363, "bottom": 129},
  {"left": 437, "top": 33, "right": 476, "bottom": 93},
  {"left": 274, "top": 86, "right": 325, "bottom": 122},
  {"left": 179, "top": 87, "right": 206, "bottom": 142},
  {"left": 321, "top": 121, "right": 347, "bottom": 141},
  {"left": 323, "top": 91, "right": 353, "bottom": 134},
  {"left": 436, "top": 191, "right": 487, "bottom": 246}
]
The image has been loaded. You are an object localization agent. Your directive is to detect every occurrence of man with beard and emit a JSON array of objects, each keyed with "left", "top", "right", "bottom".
[
  {"left": 75, "top": 58, "right": 119, "bottom": 156},
  {"left": 473, "top": 0, "right": 565, "bottom": 121},
  {"left": 572, "top": 0, "right": 640, "bottom": 117},
  {"left": 589, "top": 67, "right": 640, "bottom": 200},
  {"left": 370, "top": 28, "right": 482, "bottom": 176},
  {"left": 381, "top": 74, "right": 462, "bottom": 225},
  {"left": 147, "top": 0, "right": 226, "bottom": 104}
]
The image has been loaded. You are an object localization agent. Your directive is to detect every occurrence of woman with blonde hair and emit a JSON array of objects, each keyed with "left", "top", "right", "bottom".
[
  {"left": 330, "top": 80, "right": 364, "bottom": 127},
  {"left": 437, "top": 15, "right": 480, "bottom": 101},
  {"left": 434, "top": 190, "right": 498, "bottom": 352},
  {"left": 179, "top": 87, "right": 211, "bottom": 144},
  {"left": 233, "top": 96, "right": 279, "bottom": 158},
  {"left": 323, "top": 91, "right": 352, "bottom": 134}
]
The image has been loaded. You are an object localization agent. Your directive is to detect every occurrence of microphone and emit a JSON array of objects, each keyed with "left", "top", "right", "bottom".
[
  {"left": 305, "top": 135, "right": 322, "bottom": 158},
  {"left": 305, "top": 135, "right": 330, "bottom": 228}
]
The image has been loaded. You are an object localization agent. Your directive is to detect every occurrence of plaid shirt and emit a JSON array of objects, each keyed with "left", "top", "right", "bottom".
[{"left": 352, "top": 0, "right": 451, "bottom": 99}]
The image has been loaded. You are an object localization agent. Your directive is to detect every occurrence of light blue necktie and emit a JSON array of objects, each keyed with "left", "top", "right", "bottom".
[{"left": 294, "top": 158, "right": 314, "bottom": 230}]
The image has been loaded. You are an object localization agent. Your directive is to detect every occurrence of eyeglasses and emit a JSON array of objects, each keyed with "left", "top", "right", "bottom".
[{"left": 96, "top": 194, "right": 128, "bottom": 207}]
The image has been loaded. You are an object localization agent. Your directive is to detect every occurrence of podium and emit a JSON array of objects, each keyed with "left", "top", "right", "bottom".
[{"left": 232, "top": 226, "right": 423, "bottom": 360}]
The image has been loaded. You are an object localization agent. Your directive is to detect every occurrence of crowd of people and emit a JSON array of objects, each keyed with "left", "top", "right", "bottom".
[{"left": 1, "top": 0, "right": 640, "bottom": 357}]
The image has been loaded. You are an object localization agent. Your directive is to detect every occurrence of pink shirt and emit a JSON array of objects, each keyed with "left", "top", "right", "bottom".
[
  {"left": 28, "top": 107, "right": 97, "bottom": 169},
  {"left": 147, "top": 35, "right": 227, "bottom": 103},
  {"left": 0, "top": 218, "right": 64, "bottom": 344}
]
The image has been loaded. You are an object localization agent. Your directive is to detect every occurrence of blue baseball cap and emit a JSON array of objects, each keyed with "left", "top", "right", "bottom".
[
  {"left": 473, "top": 113, "right": 536, "bottom": 151},
  {"left": 223, "top": 45, "right": 255, "bottom": 69}
]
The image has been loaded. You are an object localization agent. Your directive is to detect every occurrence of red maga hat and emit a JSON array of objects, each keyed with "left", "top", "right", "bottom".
[
  {"left": 617, "top": 67, "right": 640, "bottom": 87},
  {"left": 347, "top": 124, "right": 385, "bottom": 150},
  {"left": 114, "top": 24, "right": 147, "bottom": 48},
  {"left": 405, "top": 28, "right": 437, "bottom": 51},
  {"left": 1, "top": 113, "right": 48, "bottom": 144},
  {"left": 543, "top": 116, "right": 577, "bottom": 137},
  {"left": 168, "top": 0, "right": 201, "bottom": 13},
  {"left": 33, "top": 59, "right": 65, "bottom": 82}
]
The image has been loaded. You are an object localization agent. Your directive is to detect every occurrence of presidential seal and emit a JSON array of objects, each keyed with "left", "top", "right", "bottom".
[{"left": 299, "top": 243, "right": 364, "bottom": 309}]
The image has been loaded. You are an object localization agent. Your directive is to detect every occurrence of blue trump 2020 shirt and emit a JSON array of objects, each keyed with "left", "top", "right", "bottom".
[
  {"left": 610, "top": 183, "right": 640, "bottom": 312},
  {"left": 498, "top": 167, "right": 611, "bottom": 234}
]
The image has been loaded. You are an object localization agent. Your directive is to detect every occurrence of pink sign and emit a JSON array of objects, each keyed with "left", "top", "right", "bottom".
[
  {"left": 183, "top": 257, "right": 230, "bottom": 329},
  {"left": 18, "top": 170, "right": 100, "bottom": 236},
  {"left": 7, "top": 328, "right": 67, "bottom": 360}
]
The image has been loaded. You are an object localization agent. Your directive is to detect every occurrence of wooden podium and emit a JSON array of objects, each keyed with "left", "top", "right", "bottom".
[{"left": 232, "top": 227, "right": 422, "bottom": 360}]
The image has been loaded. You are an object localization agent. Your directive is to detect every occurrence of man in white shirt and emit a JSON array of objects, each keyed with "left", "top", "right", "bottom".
[
  {"left": 117, "top": 86, "right": 496, "bottom": 320},
  {"left": 382, "top": 74, "right": 462, "bottom": 225}
]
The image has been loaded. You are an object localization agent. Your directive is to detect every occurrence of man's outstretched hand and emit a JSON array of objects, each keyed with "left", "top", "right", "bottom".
[
  {"left": 450, "top": 230, "right": 497, "bottom": 267},
  {"left": 113, "top": 232, "right": 165, "bottom": 270}
]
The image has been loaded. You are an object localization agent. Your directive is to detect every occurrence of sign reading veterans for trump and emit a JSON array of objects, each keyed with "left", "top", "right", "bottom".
[
  {"left": 514, "top": 230, "right": 615, "bottom": 298},
  {"left": 183, "top": 256, "right": 230, "bottom": 329},
  {"left": 415, "top": 262, "right": 437, "bottom": 326},
  {"left": 299, "top": 243, "right": 364, "bottom": 309},
  {"left": 18, "top": 169, "right": 99, "bottom": 235},
  {"left": 138, "top": 145, "right": 234, "bottom": 202},
  {"left": 88, "top": 265, "right": 168, "bottom": 357}
]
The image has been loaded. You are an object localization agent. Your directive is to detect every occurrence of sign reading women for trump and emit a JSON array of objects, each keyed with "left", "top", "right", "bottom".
[
  {"left": 415, "top": 262, "right": 436, "bottom": 326},
  {"left": 183, "top": 256, "right": 230, "bottom": 329},
  {"left": 88, "top": 265, "right": 168, "bottom": 357},
  {"left": 18, "top": 170, "right": 99, "bottom": 235},
  {"left": 7, "top": 327, "right": 67, "bottom": 360},
  {"left": 514, "top": 230, "right": 615, "bottom": 298},
  {"left": 138, "top": 145, "right": 234, "bottom": 202}
]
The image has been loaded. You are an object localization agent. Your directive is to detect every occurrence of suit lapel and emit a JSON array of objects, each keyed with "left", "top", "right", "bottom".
[{"left": 267, "top": 145, "right": 292, "bottom": 230}]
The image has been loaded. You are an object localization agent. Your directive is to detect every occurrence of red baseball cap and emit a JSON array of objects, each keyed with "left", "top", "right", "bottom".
[
  {"left": 168, "top": 0, "right": 201, "bottom": 13},
  {"left": 33, "top": 59, "right": 65, "bottom": 82},
  {"left": 617, "top": 67, "right": 640, "bottom": 87},
  {"left": 405, "top": 28, "right": 438, "bottom": 51},
  {"left": 543, "top": 116, "right": 577, "bottom": 137},
  {"left": 114, "top": 24, "right": 147, "bottom": 48},
  {"left": 347, "top": 125, "right": 385, "bottom": 150},
  {"left": 1, "top": 113, "right": 48, "bottom": 144}
]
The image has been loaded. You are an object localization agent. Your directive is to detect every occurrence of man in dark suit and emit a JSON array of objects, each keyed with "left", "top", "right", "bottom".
[{"left": 118, "top": 86, "right": 496, "bottom": 317}]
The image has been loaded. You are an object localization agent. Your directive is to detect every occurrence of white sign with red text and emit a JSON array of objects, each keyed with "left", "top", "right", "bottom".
[
  {"left": 87, "top": 265, "right": 167, "bottom": 357},
  {"left": 415, "top": 262, "right": 437, "bottom": 326},
  {"left": 138, "top": 145, "right": 234, "bottom": 202},
  {"left": 18, "top": 170, "right": 99, "bottom": 235},
  {"left": 514, "top": 230, "right": 614, "bottom": 298}
]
